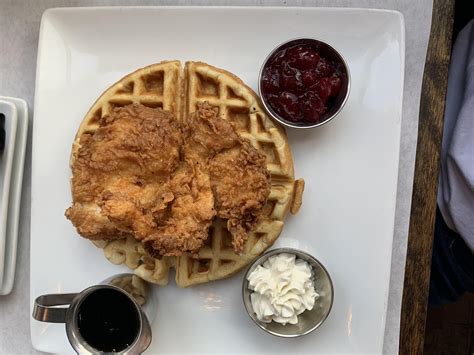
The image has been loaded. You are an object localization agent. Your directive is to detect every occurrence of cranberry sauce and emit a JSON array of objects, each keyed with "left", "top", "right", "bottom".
[{"left": 261, "top": 42, "right": 346, "bottom": 124}]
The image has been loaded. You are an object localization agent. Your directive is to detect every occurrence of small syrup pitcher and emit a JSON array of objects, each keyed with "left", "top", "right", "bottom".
[{"left": 32, "top": 274, "right": 152, "bottom": 354}]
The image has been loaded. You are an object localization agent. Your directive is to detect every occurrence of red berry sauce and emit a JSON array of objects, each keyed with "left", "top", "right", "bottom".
[{"left": 261, "top": 42, "right": 346, "bottom": 125}]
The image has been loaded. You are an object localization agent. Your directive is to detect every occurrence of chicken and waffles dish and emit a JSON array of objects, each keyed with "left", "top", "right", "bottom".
[{"left": 65, "top": 61, "right": 304, "bottom": 287}]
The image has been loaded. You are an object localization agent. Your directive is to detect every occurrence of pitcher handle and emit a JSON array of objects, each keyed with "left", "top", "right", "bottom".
[{"left": 33, "top": 293, "right": 78, "bottom": 323}]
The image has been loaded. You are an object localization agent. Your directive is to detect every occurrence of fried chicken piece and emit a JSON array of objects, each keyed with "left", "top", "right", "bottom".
[
  {"left": 185, "top": 103, "right": 271, "bottom": 252},
  {"left": 143, "top": 160, "right": 216, "bottom": 256},
  {"left": 182, "top": 104, "right": 240, "bottom": 160},
  {"left": 66, "top": 102, "right": 270, "bottom": 257},
  {"left": 66, "top": 104, "right": 215, "bottom": 255},
  {"left": 209, "top": 143, "right": 270, "bottom": 251}
]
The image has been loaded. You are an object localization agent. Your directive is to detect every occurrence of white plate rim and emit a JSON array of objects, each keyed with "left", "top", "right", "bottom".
[{"left": 30, "top": 6, "right": 406, "bottom": 354}]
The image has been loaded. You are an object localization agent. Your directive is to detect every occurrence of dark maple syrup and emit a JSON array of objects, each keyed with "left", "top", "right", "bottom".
[{"left": 77, "top": 288, "right": 140, "bottom": 352}]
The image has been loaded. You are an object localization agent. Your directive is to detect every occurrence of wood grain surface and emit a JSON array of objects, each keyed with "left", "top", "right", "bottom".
[{"left": 400, "top": 0, "right": 454, "bottom": 353}]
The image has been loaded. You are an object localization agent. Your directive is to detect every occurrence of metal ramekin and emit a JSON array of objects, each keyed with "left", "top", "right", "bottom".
[
  {"left": 242, "top": 247, "right": 334, "bottom": 337},
  {"left": 258, "top": 38, "right": 351, "bottom": 129}
]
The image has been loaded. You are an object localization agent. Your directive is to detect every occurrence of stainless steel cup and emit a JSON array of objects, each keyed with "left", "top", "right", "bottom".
[
  {"left": 258, "top": 38, "right": 351, "bottom": 129},
  {"left": 242, "top": 248, "right": 334, "bottom": 337},
  {"left": 32, "top": 274, "right": 152, "bottom": 355}
]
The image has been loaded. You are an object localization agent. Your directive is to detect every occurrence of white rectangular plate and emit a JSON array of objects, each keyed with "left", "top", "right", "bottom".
[{"left": 31, "top": 6, "right": 405, "bottom": 354}]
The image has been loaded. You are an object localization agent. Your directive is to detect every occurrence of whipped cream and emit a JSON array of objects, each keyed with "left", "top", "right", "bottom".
[{"left": 247, "top": 253, "right": 318, "bottom": 325}]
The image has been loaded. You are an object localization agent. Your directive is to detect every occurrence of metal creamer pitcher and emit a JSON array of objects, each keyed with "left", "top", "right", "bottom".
[{"left": 33, "top": 274, "right": 152, "bottom": 354}]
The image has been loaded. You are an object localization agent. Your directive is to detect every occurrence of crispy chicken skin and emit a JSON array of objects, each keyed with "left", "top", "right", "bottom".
[
  {"left": 66, "top": 104, "right": 182, "bottom": 241},
  {"left": 209, "top": 146, "right": 270, "bottom": 251},
  {"left": 66, "top": 102, "right": 270, "bottom": 256},
  {"left": 184, "top": 104, "right": 271, "bottom": 251},
  {"left": 66, "top": 104, "right": 216, "bottom": 255},
  {"left": 143, "top": 160, "right": 216, "bottom": 256}
]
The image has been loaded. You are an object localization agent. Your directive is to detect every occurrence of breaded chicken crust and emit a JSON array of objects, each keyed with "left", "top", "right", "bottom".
[{"left": 66, "top": 102, "right": 270, "bottom": 256}]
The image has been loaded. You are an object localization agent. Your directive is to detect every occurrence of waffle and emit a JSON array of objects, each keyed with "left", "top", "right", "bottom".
[
  {"left": 107, "top": 274, "right": 149, "bottom": 306},
  {"left": 71, "top": 60, "right": 181, "bottom": 164},
  {"left": 71, "top": 61, "right": 304, "bottom": 287}
]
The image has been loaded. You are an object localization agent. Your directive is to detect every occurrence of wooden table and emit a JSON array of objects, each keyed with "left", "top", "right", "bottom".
[{"left": 400, "top": 0, "right": 455, "bottom": 353}]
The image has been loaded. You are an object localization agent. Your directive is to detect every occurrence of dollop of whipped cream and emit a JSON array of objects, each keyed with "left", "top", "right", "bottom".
[{"left": 247, "top": 253, "right": 319, "bottom": 325}]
